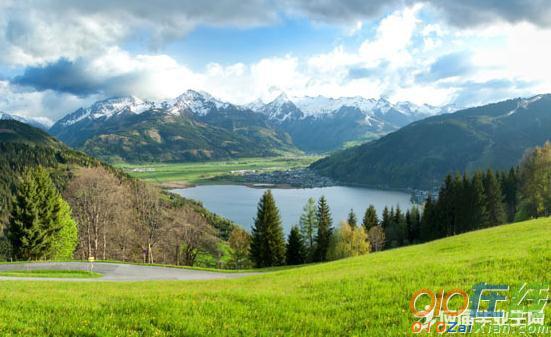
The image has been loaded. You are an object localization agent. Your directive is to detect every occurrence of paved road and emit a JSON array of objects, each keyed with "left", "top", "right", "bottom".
[{"left": 0, "top": 262, "right": 257, "bottom": 281}]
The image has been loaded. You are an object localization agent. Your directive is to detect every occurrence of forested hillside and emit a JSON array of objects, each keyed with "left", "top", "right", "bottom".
[
  {"left": 311, "top": 95, "right": 551, "bottom": 189},
  {"left": 0, "top": 120, "right": 237, "bottom": 265}
]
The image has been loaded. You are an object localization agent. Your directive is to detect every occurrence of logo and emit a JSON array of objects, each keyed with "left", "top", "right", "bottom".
[{"left": 409, "top": 282, "right": 549, "bottom": 334}]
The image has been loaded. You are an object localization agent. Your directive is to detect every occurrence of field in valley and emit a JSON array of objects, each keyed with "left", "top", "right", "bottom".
[
  {"left": 0, "top": 217, "right": 549, "bottom": 336},
  {"left": 116, "top": 156, "right": 321, "bottom": 186}
]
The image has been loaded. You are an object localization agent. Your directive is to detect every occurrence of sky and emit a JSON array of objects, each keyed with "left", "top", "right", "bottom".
[{"left": 1, "top": 0, "right": 551, "bottom": 125}]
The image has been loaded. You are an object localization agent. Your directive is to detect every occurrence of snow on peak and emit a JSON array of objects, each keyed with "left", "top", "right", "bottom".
[
  {"left": 167, "top": 89, "right": 228, "bottom": 116},
  {"left": 59, "top": 96, "right": 154, "bottom": 127},
  {"left": 506, "top": 95, "right": 544, "bottom": 116}
]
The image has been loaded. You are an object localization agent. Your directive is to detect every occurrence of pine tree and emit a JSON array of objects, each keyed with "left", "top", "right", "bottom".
[
  {"left": 470, "top": 172, "right": 489, "bottom": 229},
  {"left": 250, "top": 190, "right": 286, "bottom": 267},
  {"left": 501, "top": 167, "right": 518, "bottom": 222},
  {"left": 362, "top": 205, "right": 378, "bottom": 232},
  {"left": 347, "top": 209, "right": 358, "bottom": 228},
  {"left": 8, "top": 166, "right": 77, "bottom": 260},
  {"left": 313, "top": 196, "right": 333, "bottom": 262},
  {"left": 286, "top": 226, "right": 306, "bottom": 265},
  {"left": 381, "top": 206, "right": 391, "bottom": 229},
  {"left": 435, "top": 174, "right": 455, "bottom": 238},
  {"left": 406, "top": 206, "right": 421, "bottom": 244},
  {"left": 298, "top": 197, "right": 318, "bottom": 261},
  {"left": 420, "top": 195, "right": 436, "bottom": 242},
  {"left": 483, "top": 170, "right": 507, "bottom": 227}
]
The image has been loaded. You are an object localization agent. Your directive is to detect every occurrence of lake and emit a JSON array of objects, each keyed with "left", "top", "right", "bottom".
[{"left": 172, "top": 185, "right": 413, "bottom": 232}]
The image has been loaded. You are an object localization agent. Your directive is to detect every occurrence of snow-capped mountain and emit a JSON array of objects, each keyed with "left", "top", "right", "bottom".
[
  {"left": 55, "top": 96, "right": 155, "bottom": 128},
  {"left": 49, "top": 89, "right": 459, "bottom": 158},
  {"left": 162, "top": 90, "right": 230, "bottom": 116},
  {"left": 248, "top": 93, "right": 455, "bottom": 123},
  {"left": 0, "top": 111, "right": 51, "bottom": 130}
]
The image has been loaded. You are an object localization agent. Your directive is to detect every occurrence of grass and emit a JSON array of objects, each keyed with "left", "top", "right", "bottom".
[
  {"left": 0, "top": 270, "right": 102, "bottom": 278},
  {"left": 0, "top": 217, "right": 549, "bottom": 336},
  {"left": 115, "top": 155, "right": 321, "bottom": 185}
]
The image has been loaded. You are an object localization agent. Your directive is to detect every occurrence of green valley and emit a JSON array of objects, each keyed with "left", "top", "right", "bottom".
[{"left": 117, "top": 155, "right": 321, "bottom": 185}]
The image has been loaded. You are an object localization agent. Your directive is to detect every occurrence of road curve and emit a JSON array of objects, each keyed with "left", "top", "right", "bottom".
[{"left": 0, "top": 262, "right": 257, "bottom": 282}]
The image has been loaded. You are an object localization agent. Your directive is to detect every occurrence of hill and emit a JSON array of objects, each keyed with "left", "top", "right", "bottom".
[
  {"left": 0, "top": 217, "right": 549, "bottom": 335},
  {"left": 311, "top": 94, "right": 551, "bottom": 189},
  {"left": 0, "top": 120, "right": 236, "bottom": 239}
]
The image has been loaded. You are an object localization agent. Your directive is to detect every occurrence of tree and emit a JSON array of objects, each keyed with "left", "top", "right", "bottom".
[
  {"left": 327, "top": 221, "right": 370, "bottom": 260},
  {"left": 385, "top": 205, "right": 407, "bottom": 248},
  {"left": 500, "top": 168, "right": 518, "bottom": 223},
  {"left": 367, "top": 225, "right": 385, "bottom": 252},
  {"left": 406, "top": 206, "right": 421, "bottom": 244},
  {"left": 347, "top": 209, "right": 358, "bottom": 228},
  {"left": 517, "top": 143, "right": 551, "bottom": 219},
  {"left": 362, "top": 205, "right": 378, "bottom": 232},
  {"left": 130, "top": 181, "right": 164, "bottom": 263},
  {"left": 164, "top": 207, "right": 219, "bottom": 266},
  {"left": 228, "top": 227, "right": 252, "bottom": 269},
  {"left": 298, "top": 197, "right": 318, "bottom": 261},
  {"left": 250, "top": 190, "right": 286, "bottom": 267},
  {"left": 420, "top": 195, "right": 436, "bottom": 242},
  {"left": 8, "top": 166, "right": 77, "bottom": 260},
  {"left": 469, "top": 172, "right": 488, "bottom": 230},
  {"left": 286, "top": 226, "right": 306, "bottom": 265},
  {"left": 483, "top": 170, "right": 507, "bottom": 227},
  {"left": 381, "top": 206, "right": 391, "bottom": 229},
  {"left": 313, "top": 196, "right": 333, "bottom": 262},
  {"left": 65, "top": 167, "right": 129, "bottom": 260}
]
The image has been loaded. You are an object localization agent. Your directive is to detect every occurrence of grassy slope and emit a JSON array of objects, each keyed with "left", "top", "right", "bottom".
[
  {"left": 0, "top": 218, "right": 549, "bottom": 336},
  {"left": 117, "top": 156, "right": 320, "bottom": 184}
]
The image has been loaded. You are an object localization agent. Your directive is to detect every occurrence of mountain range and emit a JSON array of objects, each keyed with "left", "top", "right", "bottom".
[
  {"left": 46, "top": 90, "right": 455, "bottom": 162},
  {"left": 0, "top": 111, "right": 50, "bottom": 131},
  {"left": 311, "top": 94, "right": 551, "bottom": 189}
]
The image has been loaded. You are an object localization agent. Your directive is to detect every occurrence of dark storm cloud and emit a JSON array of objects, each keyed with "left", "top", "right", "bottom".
[
  {"left": 13, "top": 59, "right": 101, "bottom": 96},
  {"left": 284, "top": 0, "right": 551, "bottom": 27}
]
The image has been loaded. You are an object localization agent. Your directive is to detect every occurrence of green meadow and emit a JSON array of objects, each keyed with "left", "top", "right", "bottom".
[
  {"left": 0, "top": 217, "right": 549, "bottom": 336},
  {"left": 116, "top": 155, "right": 321, "bottom": 185}
]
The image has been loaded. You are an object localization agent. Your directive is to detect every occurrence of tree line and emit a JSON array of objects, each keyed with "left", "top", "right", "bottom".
[
  {"left": 244, "top": 142, "right": 550, "bottom": 267},
  {"left": 1, "top": 166, "right": 235, "bottom": 267}
]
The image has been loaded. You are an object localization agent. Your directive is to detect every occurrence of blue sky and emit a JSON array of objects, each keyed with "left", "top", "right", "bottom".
[{"left": 1, "top": 0, "right": 551, "bottom": 123}]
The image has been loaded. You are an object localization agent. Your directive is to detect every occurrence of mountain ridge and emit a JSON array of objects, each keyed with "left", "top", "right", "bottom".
[{"left": 310, "top": 94, "right": 551, "bottom": 189}]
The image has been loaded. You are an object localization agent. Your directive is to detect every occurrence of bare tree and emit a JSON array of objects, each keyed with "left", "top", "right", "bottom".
[
  {"left": 163, "top": 207, "right": 219, "bottom": 266},
  {"left": 228, "top": 227, "right": 251, "bottom": 269},
  {"left": 130, "top": 181, "right": 165, "bottom": 264},
  {"left": 65, "top": 167, "right": 128, "bottom": 260},
  {"left": 368, "top": 225, "right": 386, "bottom": 252}
]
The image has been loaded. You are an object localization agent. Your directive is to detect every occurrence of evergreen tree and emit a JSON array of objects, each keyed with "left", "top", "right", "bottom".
[
  {"left": 347, "top": 209, "right": 358, "bottom": 228},
  {"left": 406, "top": 206, "right": 421, "bottom": 244},
  {"left": 454, "top": 173, "right": 471, "bottom": 234},
  {"left": 500, "top": 168, "right": 518, "bottom": 223},
  {"left": 362, "top": 205, "right": 378, "bottom": 232},
  {"left": 420, "top": 195, "right": 436, "bottom": 242},
  {"left": 470, "top": 172, "right": 489, "bottom": 230},
  {"left": 286, "top": 226, "right": 306, "bottom": 265},
  {"left": 483, "top": 170, "right": 507, "bottom": 227},
  {"left": 8, "top": 166, "right": 77, "bottom": 260},
  {"left": 381, "top": 206, "right": 391, "bottom": 229},
  {"left": 313, "top": 196, "right": 333, "bottom": 262},
  {"left": 435, "top": 174, "right": 455, "bottom": 238},
  {"left": 250, "top": 190, "right": 286, "bottom": 267},
  {"left": 298, "top": 197, "right": 318, "bottom": 262}
]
